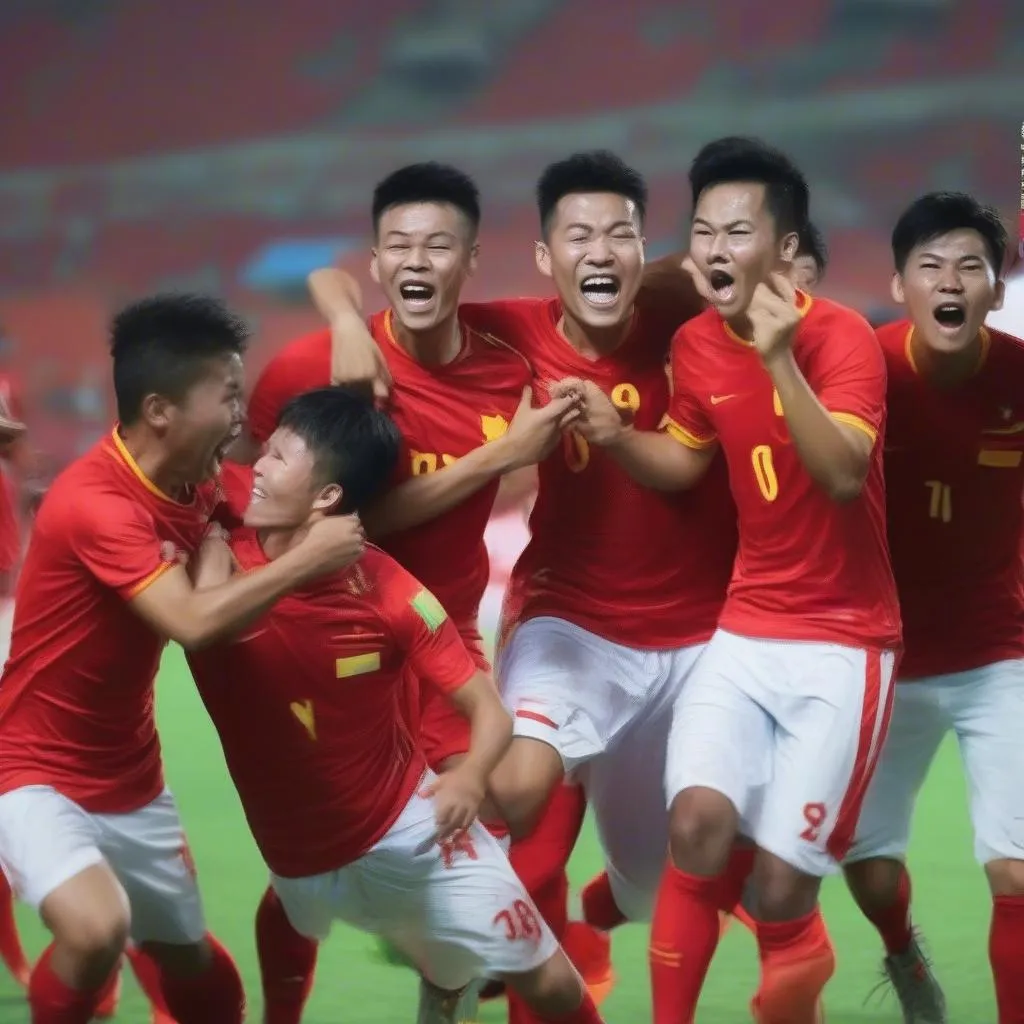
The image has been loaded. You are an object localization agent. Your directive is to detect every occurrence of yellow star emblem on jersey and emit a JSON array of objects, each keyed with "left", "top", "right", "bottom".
[{"left": 481, "top": 414, "right": 509, "bottom": 443}]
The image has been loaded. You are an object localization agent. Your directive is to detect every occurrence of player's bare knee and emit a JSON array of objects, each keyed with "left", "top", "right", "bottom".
[
  {"left": 503, "top": 948, "right": 584, "bottom": 1017},
  {"left": 843, "top": 856, "right": 904, "bottom": 914},
  {"left": 488, "top": 738, "right": 563, "bottom": 839},
  {"left": 751, "top": 849, "right": 820, "bottom": 921},
  {"left": 40, "top": 865, "right": 130, "bottom": 984},
  {"left": 141, "top": 938, "right": 211, "bottom": 978},
  {"left": 667, "top": 787, "right": 737, "bottom": 875},
  {"left": 985, "top": 857, "right": 1024, "bottom": 897}
]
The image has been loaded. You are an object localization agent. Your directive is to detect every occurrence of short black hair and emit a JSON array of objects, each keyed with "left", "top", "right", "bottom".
[
  {"left": 689, "top": 136, "right": 809, "bottom": 237},
  {"left": 891, "top": 191, "right": 1007, "bottom": 274},
  {"left": 276, "top": 387, "right": 400, "bottom": 514},
  {"left": 371, "top": 162, "right": 481, "bottom": 235},
  {"left": 111, "top": 294, "right": 249, "bottom": 426},
  {"left": 536, "top": 150, "right": 647, "bottom": 235},
  {"left": 797, "top": 221, "right": 829, "bottom": 275}
]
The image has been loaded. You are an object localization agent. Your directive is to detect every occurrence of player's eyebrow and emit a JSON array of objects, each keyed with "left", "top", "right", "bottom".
[
  {"left": 692, "top": 217, "right": 755, "bottom": 230},
  {"left": 564, "top": 220, "right": 636, "bottom": 234}
]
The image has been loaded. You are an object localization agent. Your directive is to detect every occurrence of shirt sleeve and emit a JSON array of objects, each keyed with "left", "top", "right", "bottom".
[
  {"left": 814, "top": 309, "right": 887, "bottom": 446},
  {"left": 384, "top": 566, "right": 477, "bottom": 694},
  {"left": 66, "top": 493, "right": 176, "bottom": 600},
  {"left": 664, "top": 325, "right": 717, "bottom": 449}
]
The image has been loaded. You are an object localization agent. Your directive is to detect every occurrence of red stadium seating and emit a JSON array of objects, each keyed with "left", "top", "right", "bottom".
[{"left": 0, "top": 0, "right": 421, "bottom": 169}]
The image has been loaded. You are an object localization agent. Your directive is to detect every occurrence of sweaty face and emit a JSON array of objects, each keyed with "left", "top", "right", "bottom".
[
  {"left": 537, "top": 193, "right": 645, "bottom": 332},
  {"left": 167, "top": 353, "right": 244, "bottom": 484},
  {"left": 371, "top": 202, "right": 477, "bottom": 334},
  {"left": 893, "top": 228, "right": 1003, "bottom": 355},
  {"left": 245, "top": 427, "right": 330, "bottom": 529},
  {"left": 690, "top": 182, "right": 798, "bottom": 319},
  {"left": 790, "top": 254, "right": 820, "bottom": 292}
]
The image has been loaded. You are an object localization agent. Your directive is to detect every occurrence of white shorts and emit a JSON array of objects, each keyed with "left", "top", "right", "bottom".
[
  {"left": 271, "top": 773, "right": 558, "bottom": 991},
  {"left": 665, "top": 629, "right": 896, "bottom": 877},
  {"left": 499, "top": 616, "right": 704, "bottom": 920},
  {"left": 0, "top": 786, "right": 205, "bottom": 945},
  {"left": 846, "top": 659, "right": 1024, "bottom": 866}
]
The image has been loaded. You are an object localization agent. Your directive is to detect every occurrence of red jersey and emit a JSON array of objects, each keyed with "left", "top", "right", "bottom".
[
  {"left": 0, "top": 429, "right": 221, "bottom": 812},
  {"left": 246, "top": 307, "right": 531, "bottom": 654},
  {"left": 666, "top": 293, "right": 900, "bottom": 649},
  {"left": 880, "top": 321, "right": 1024, "bottom": 677},
  {"left": 187, "top": 532, "right": 476, "bottom": 878},
  {"left": 473, "top": 297, "right": 737, "bottom": 650},
  {"left": 0, "top": 374, "right": 24, "bottom": 579}
]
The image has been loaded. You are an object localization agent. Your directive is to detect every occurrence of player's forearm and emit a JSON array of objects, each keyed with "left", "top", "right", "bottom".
[
  {"left": 462, "top": 699, "right": 513, "bottom": 788},
  {"left": 766, "top": 351, "right": 870, "bottom": 503},
  {"left": 179, "top": 545, "right": 320, "bottom": 648},
  {"left": 606, "top": 427, "right": 706, "bottom": 491},
  {"left": 640, "top": 251, "right": 705, "bottom": 321},
  {"left": 364, "top": 441, "right": 513, "bottom": 537},
  {"left": 308, "top": 268, "right": 363, "bottom": 324}
]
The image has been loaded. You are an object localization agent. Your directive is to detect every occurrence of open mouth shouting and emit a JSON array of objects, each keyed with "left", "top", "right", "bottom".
[
  {"left": 708, "top": 269, "right": 737, "bottom": 305},
  {"left": 399, "top": 281, "right": 436, "bottom": 313},
  {"left": 579, "top": 275, "right": 621, "bottom": 309},
  {"left": 931, "top": 301, "right": 967, "bottom": 334}
]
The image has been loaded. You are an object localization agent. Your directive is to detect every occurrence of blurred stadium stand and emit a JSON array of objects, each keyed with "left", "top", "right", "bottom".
[{"left": 0, "top": 0, "right": 1020, "bottom": 464}]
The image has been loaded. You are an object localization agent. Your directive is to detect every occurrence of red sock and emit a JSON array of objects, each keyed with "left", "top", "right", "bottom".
[
  {"left": 157, "top": 933, "right": 244, "bottom": 1024},
  {"left": 990, "top": 895, "right": 1024, "bottom": 1024},
  {"left": 649, "top": 864, "right": 723, "bottom": 1024},
  {"left": 124, "top": 945, "right": 173, "bottom": 1019},
  {"left": 509, "top": 783, "right": 587, "bottom": 902},
  {"left": 718, "top": 846, "right": 756, "bottom": 914},
  {"left": 861, "top": 863, "right": 913, "bottom": 956},
  {"left": 0, "top": 871, "right": 29, "bottom": 987},
  {"left": 542, "top": 990, "right": 604, "bottom": 1023},
  {"left": 753, "top": 908, "right": 835, "bottom": 1024},
  {"left": 28, "top": 943, "right": 103, "bottom": 1024},
  {"left": 256, "top": 886, "right": 318, "bottom": 1024},
  {"left": 581, "top": 872, "right": 626, "bottom": 932}
]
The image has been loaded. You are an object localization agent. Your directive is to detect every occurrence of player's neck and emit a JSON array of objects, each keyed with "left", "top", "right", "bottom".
[
  {"left": 724, "top": 314, "right": 754, "bottom": 342},
  {"left": 391, "top": 313, "right": 463, "bottom": 367},
  {"left": 559, "top": 310, "right": 633, "bottom": 359},
  {"left": 257, "top": 524, "right": 307, "bottom": 562},
  {"left": 116, "top": 425, "right": 192, "bottom": 501},
  {"left": 910, "top": 328, "right": 984, "bottom": 387}
]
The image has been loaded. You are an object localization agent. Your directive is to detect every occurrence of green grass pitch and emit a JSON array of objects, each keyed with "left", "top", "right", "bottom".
[{"left": 1, "top": 645, "right": 997, "bottom": 1021}]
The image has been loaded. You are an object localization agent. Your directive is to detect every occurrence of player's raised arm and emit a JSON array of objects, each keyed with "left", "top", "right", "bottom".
[
  {"left": 307, "top": 267, "right": 392, "bottom": 399},
  {"left": 752, "top": 274, "right": 879, "bottom": 503},
  {"left": 638, "top": 250, "right": 707, "bottom": 324},
  {"left": 119, "top": 512, "right": 364, "bottom": 647},
  {"left": 363, "top": 385, "right": 579, "bottom": 537}
]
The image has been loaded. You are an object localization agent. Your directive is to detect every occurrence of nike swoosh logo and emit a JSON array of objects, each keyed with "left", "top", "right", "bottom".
[{"left": 710, "top": 394, "right": 737, "bottom": 405}]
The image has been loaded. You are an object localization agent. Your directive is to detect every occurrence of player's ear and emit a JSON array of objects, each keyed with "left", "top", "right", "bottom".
[
  {"left": 991, "top": 277, "right": 1006, "bottom": 312},
  {"left": 467, "top": 241, "right": 480, "bottom": 278},
  {"left": 370, "top": 248, "right": 381, "bottom": 286},
  {"left": 313, "top": 483, "right": 343, "bottom": 515},
  {"left": 535, "top": 240, "right": 552, "bottom": 279},
  {"left": 890, "top": 272, "right": 905, "bottom": 305},
  {"left": 780, "top": 230, "right": 799, "bottom": 264},
  {"left": 140, "top": 392, "right": 173, "bottom": 432}
]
